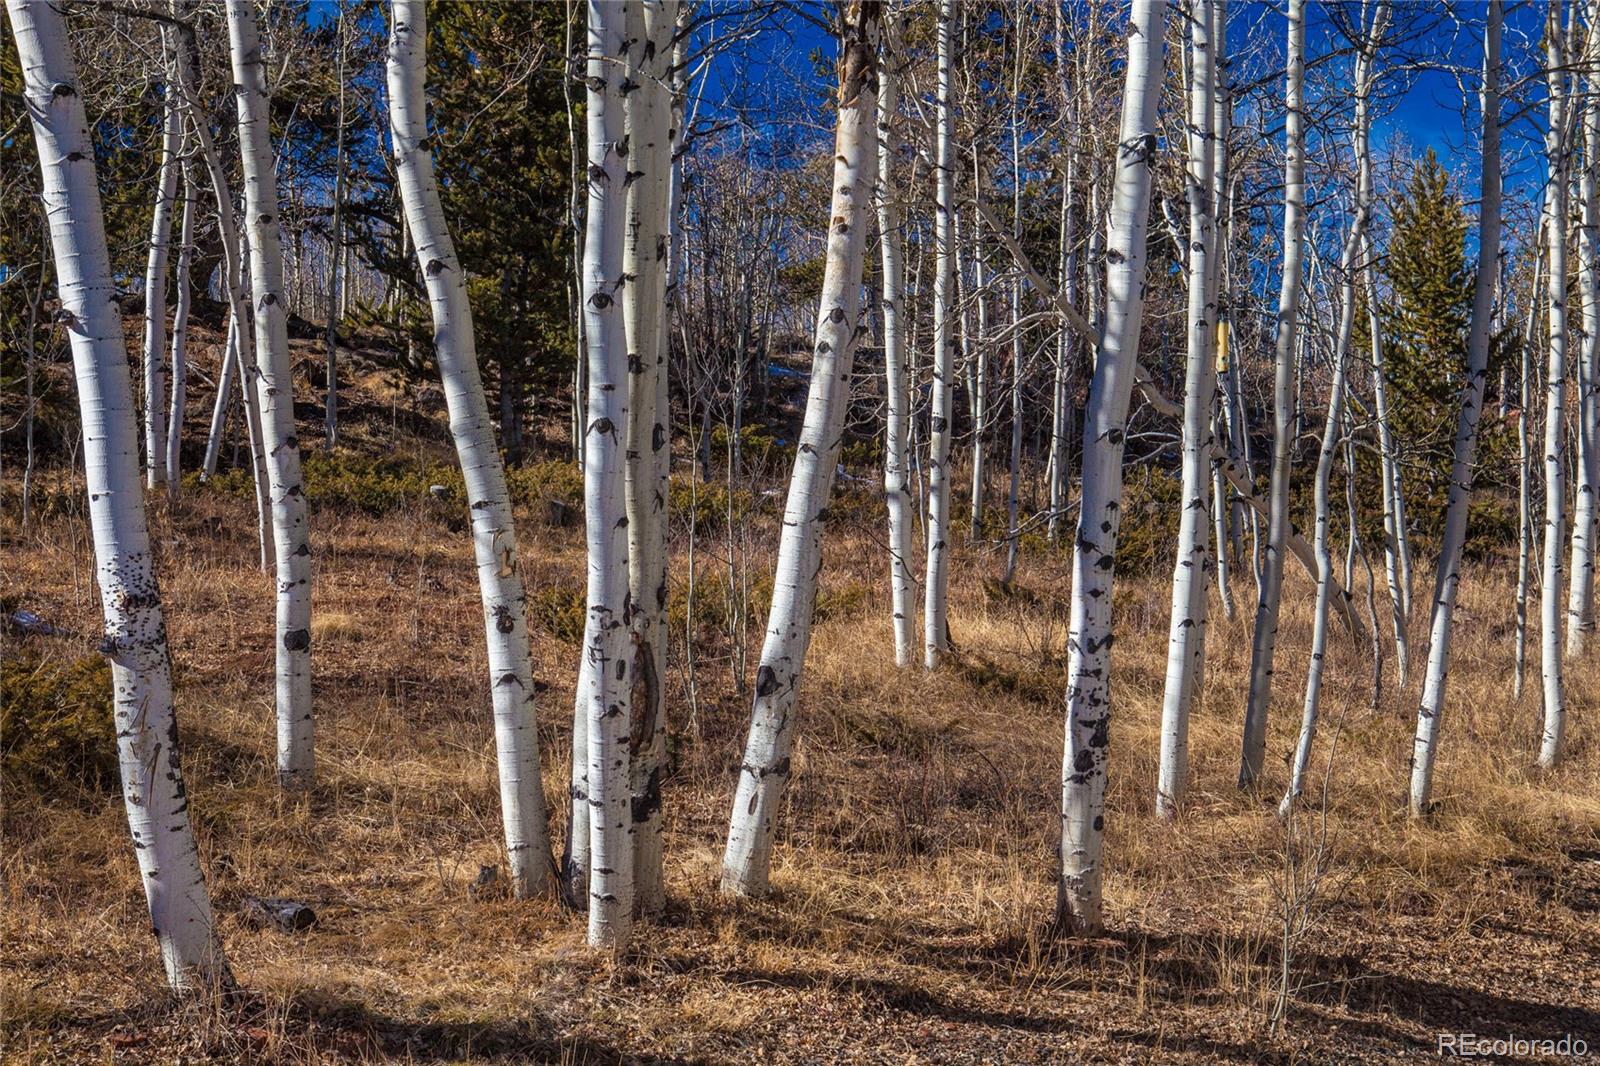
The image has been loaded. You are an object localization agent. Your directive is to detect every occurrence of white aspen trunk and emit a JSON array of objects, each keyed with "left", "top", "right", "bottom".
[
  {"left": 142, "top": 48, "right": 181, "bottom": 492},
  {"left": 923, "top": 0, "right": 954, "bottom": 669},
  {"left": 1206, "top": 0, "right": 1232, "bottom": 623},
  {"left": 325, "top": 6, "right": 347, "bottom": 449},
  {"left": 1540, "top": 7, "right": 1571, "bottom": 768},
  {"left": 1409, "top": 0, "right": 1502, "bottom": 815},
  {"left": 1567, "top": 43, "right": 1600, "bottom": 659},
  {"left": 1240, "top": 0, "right": 1305, "bottom": 789},
  {"left": 9, "top": 0, "right": 229, "bottom": 991},
  {"left": 1002, "top": 8, "right": 1026, "bottom": 588},
  {"left": 202, "top": 315, "right": 238, "bottom": 479},
  {"left": 1155, "top": 0, "right": 1216, "bottom": 820},
  {"left": 1058, "top": 0, "right": 1165, "bottom": 936},
  {"left": 387, "top": 0, "right": 557, "bottom": 899},
  {"left": 1515, "top": 220, "right": 1548, "bottom": 701},
  {"left": 165, "top": 162, "right": 195, "bottom": 504},
  {"left": 228, "top": 0, "right": 313, "bottom": 787},
  {"left": 1367, "top": 268, "right": 1413, "bottom": 686},
  {"left": 622, "top": 0, "right": 678, "bottom": 918},
  {"left": 578, "top": 0, "right": 634, "bottom": 947},
  {"left": 876, "top": 17, "right": 917, "bottom": 668},
  {"left": 722, "top": 3, "right": 879, "bottom": 896}
]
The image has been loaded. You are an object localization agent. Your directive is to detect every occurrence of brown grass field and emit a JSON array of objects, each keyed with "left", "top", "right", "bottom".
[{"left": 4, "top": 331, "right": 1600, "bottom": 1063}]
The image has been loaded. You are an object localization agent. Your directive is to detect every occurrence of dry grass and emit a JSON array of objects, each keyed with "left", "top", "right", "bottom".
[{"left": 4, "top": 357, "right": 1599, "bottom": 1062}]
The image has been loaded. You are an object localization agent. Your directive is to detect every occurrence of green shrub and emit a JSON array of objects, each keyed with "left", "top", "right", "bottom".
[
  {"left": 2, "top": 649, "right": 118, "bottom": 793},
  {"left": 528, "top": 584, "right": 586, "bottom": 645}
]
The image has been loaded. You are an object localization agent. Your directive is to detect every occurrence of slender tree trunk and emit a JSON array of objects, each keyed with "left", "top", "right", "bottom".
[
  {"left": 924, "top": 0, "right": 954, "bottom": 669},
  {"left": 1057, "top": 0, "right": 1165, "bottom": 936},
  {"left": 227, "top": 0, "right": 314, "bottom": 789},
  {"left": 1240, "top": 0, "right": 1305, "bottom": 788},
  {"left": 1541, "top": 5, "right": 1571, "bottom": 768},
  {"left": 575, "top": 0, "right": 635, "bottom": 947},
  {"left": 1567, "top": 48, "right": 1600, "bottom": 659},
  {"left": 387, "top": 0, "right": 557, "bottom": 899},
  {"left": 166, "top": 162, "right": 195, "bottom": 504},
  {"left": 142, "top": 46, "right": 181, "bottom": 492},
  {"left": 1409, "top": 0, "right": 1502, "bottom": 814},
  {"left": 9, "top": 0, "right": 229, "bottom": 991},
  {"left": 1002, "top": 10, "right": 1026, "bottom": 588},
  {"left": 202, "top": 316, "right": 238, "bottom": 480},
  {"left": 876, "top": 15, "right": 917, "bottom": 667},
  {"left": 622, "top": 0, "right": 678, "bottom": 919},
  {"left": 325, "top": 5, "right": 347, "bottom": 449},
  {"left": 722, "top": 3, "right": 880, "bottom": 896},
  {"left": 1155, "top": 0, "right": 1216, "bottom": 820}
]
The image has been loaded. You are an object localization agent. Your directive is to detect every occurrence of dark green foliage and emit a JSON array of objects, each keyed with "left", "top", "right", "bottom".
[{"left": 2, "top": 650, "right": 118, "bottom": 794}]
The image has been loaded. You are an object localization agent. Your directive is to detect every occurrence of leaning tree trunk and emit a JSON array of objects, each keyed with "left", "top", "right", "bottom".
[
  {"left": 1540, "top": 6, "right": 1572, "bottom": 769},
  {"left": 621, "top": 0, "right": 679, "bottom": 918},
  {"left": 1408, "top": 0, "right": 1502, "bottom": 816},
  {"left": 387, "top": 0, "right": 557, "bottom": 900},
  {"left": 722, "top": 2, "right": 880, "bottom": 897},
  {"left": 142, "top": 42, "right": 180, "bottom": 492},
  {"left": 1155, "top": 0, "right": 1216, "bottom": 820},
  {"left": 227, "top": 0, "right": 314, "bottom": 788},
  {"left": 1240, "top": 0, "right": 1305, "bottom": 789},
  {"left": 165, "top": 162, "right": 196, "bottom": 504},
  {"left": 1057, "top": 0, "right": 1165, "bottom": 937},
  {"left": 1567, "top": 63, "right": 1600, "bottom": 659},
  {"left": 876, "top": 15, "right": 917, "bottom": 668},
  {"left": 8, "top": 0, "right": 229, "bottom": 992},
  {"left": 574, "top": 0, "right": 635, "bottom": 948},
  {"left": 923, "top": 0, "right": 955, "bottom": 670}
]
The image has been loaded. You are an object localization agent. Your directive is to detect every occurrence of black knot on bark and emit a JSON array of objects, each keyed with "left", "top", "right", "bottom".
[
  {"left": 283, "top": 628, "right": 311, "bottom": 652},
  {"left": 755, "top": 665, "right": 780, "bottom": 697},
  {"left": 51, "top": 82, "right": 77, "bottom": 97},
  {"left": 425, "top": 258, "right": 448, "bottom": 276}
]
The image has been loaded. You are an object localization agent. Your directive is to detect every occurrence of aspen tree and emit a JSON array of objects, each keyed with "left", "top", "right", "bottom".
[
  {"left": 387, "top": 0, "right": 557, "bottom": 899},
  {"left": 623, "top": 0, "right": 679, "bottom": 917},
  {"left": 1156, "top": 0, "right": 1216, "bottom": 819},
  {"left": 1540, "top": 1, "right": 1572, "bottom": 768},
  {"left": 722, "top": 1, "right": 880, "bottom": 896},
  {"left": 165, "top": 163, "right": 195, "bottom": 503},
  {"left": 576, "top": 0, "right": 635, "bottom": 947},
  {"left": 1567, "top": 10, "right": 1600, "bottom": 659},
  {"left": 8, "top": 0, "right": 230, "bottom": 991},
  {"left": 227, "top": 0, "right": 315, "bottom": 787},
  {"left": 1059, "top": 0, "right": 1165, "bottom": 936},
  {"left": 875, "top": 9, "right": 917, "bottom": 667},
  {"left": 924, "top": 0, "right": 954, "bottom": 669},
  {"left": 1408, "top": 0, "right": 1503, "bottom": 815},
  {"left": 1240, "top": 0, "right": 1305, "bottom": 789},
  {"left": 142, "top": 39, "right": 180, "bottom": 492}
]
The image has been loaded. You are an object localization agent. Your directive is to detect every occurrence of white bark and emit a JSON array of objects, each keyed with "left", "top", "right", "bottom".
[
  {"left": 578, "top": 0, "right": 634, "bottom": 947},
  {"left": 142, "top": 47, "right": 181, "bottom": 492},
  {"left": 1541, "top": 6, "right": 1571, "bottom": 768},
  {"left": 1156, "top": 0, "right": 1216, "bottom": 820},
  {"left": 9, "top": 0, "right": 229, "bottom": 991},
  {"left": 876, "top": 17, "right": 917, "bottom": 667},
  {"left": 923, "top": 0, "right": 954, "bottom": 669},
  {"left": 1058, "top": 0, "right": 1165, "bottom": 936},
  {"left": 227, "top": 0, "right": 314, "bottom": 787},
  {"left": 1567, "top": 30, "right": 1600, "bottom": 659},
  {"left": 165, "top": 163, "right": 195, "bottom": 503},
  {"left": 202, "top": 315, "right": 238, "bottom": 480},
  {"left": 622, "top": 0, "right": 678, "bottom": 918},
  {"left": 1240, "top": 0, "right": 1305, "bottom": 789},
  {"left": 1367, "top": 264, "right": 1413, "bottom": 687},
  {"left": 722, "top": 3, "right": 879, "bottom": 896},
  {"left": 387, "top": 0, "right": 557, "bottom": 900},
  {"left": 1409, "top": 0, "right": 1502, "bottom": 815}
]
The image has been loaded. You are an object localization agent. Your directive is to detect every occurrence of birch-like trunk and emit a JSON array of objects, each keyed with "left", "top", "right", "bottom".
[
  {"left": 923, "top": 0, "right": 954, "bottom": 670},
  {"left": 1567, "top": 46, "right": 1600, "bottom": 659},
  {"left": 1409, "top": 0, "right": 1502, "bottom": 815},
  {"left": 142, "top": 47, "right": 180, "bottom": 492},
  {"left": 1058, "top": 0, "right": 1165, "bottom": 936},
  {"left": 1155, "top": 0, "right": 1216, "bottom": 820},
  {"left": 325, "top": 7, "right": 347, "bottom": 449},
  {"left": 227, "top": 0, "right": 314, "bottom": 787},
  {"left": 876, "top": 17, "right": 917, "bottom": 667},
  {"left": 387, "top": 0, "right": 557, "bottom": 899},
  {"left": 202, "top": 315, "right": 238, "bottom": 479},
  {"left": 722, "top": 2, "right": 879, "bottom": 896},
  {"left": 1367, "top": 270, "right": 1413, "bottom": 686},
  {"left": 1540, "top": 6, "right": 1571, "bottom": 768},
  {"left": 165, "top": 162, "right": 195, "bottom": 504},
  {"left": 577, "top": 0, "right": 634, "bottom": 947},
  {"left": 1240, "top": 0, "right": 1305, "bottom": 789},
  {"left": 622, "top": 0, "right": 678, "bottom": 918},
  {"left": 9, "top": 0, "right": 229, "bottom": 991}
]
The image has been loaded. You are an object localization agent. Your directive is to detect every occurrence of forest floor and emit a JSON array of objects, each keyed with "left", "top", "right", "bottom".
[{"left": 4, "top": 318, "right": 1600, "bottom": 1063}]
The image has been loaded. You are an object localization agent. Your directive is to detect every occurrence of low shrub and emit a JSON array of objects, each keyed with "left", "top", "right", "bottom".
[{"left": 2, "top": 648, "right": 118, "bottom": 793}]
